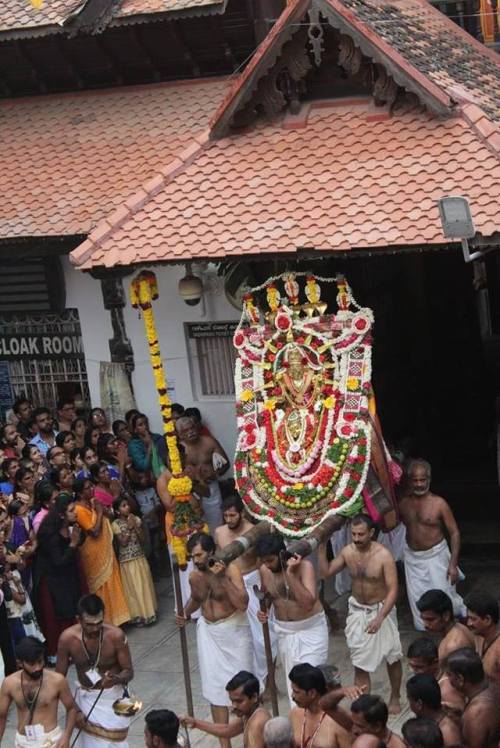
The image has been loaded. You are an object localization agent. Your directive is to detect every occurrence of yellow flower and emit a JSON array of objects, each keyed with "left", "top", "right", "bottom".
[
  {"left": 264, "top": 399, "right": 276, "bottom": 410},
  {"left": 240, "top": 389, "right": 254, "bottom": 403},
  {"left": 346, "top": 377, "right": 359, "bottom": 391},
  {"left": 293, "top": 482, "right": 304, "bottom": 490},
  {"left": 323, "top": 395, "right": 336, "bottom": 409}
]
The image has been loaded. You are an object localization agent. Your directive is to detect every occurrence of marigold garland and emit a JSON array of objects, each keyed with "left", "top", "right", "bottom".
[{"left": 130, "top": 270, "right": 206, "bottom": 567}]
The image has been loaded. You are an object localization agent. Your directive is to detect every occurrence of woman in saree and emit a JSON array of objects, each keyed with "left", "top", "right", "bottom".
[{"left": 73, "top": 477, "right": 130, "bottom": 627}]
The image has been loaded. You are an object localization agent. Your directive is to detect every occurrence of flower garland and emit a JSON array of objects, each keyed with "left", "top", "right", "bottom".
[
  {"left": 130, "top": 271, "right": 206, "bottom": 567},
  {"left": 233, "top": 274, "right": 374, "bottom": 537}
]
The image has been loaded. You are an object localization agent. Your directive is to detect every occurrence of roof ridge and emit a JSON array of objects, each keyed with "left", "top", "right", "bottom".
[
  {"left": 70, "top": 128, "right": 211, "bottom": 267},
  {"left": 461, "top": 103, "right": 500, "bottom": 155}
]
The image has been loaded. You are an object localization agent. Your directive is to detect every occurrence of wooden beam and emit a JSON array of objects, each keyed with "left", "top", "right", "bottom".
[
  {"left": 57, "top": 38, "right": 84, "bottom": 89},
  {"left": 95, "top": 36, "right": 124, "bottom": 85},
  {"left": 132, "top": 28, "right": 162, "bottom": 81},
  {"left": 169, "top": 23, "right": 201, "bottom": 77},
  {"left": 15, "top": 41, "right": 47, "bottom": 93}
]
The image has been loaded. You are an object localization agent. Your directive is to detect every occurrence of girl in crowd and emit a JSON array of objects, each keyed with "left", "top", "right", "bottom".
[
  {"left": 35, "top": 493, "right": 85, "bottom": 664},
  {"left": 90, "top": 462, "right": 117, "bottom": 508},
  {"left": 128, "top": 413, "right": 167, "bottom": 476},
  {"left": 13, "top": 467, "right": 36, "bottom": 507},
  {"left": 113, "top": 419, "right": 131, "bottom": 448},
  {"left": 90, "top": 407, "right": 111, "bottom": 434},
  {"left": 49, "top": 464, "right": 75, "bottom": 494},
  {"left": 71, "top": 417, "right": 87, "bottom": 449},
  {"left": 55, "top": 430, "right": 76, "bottom": 456},
  {"left": 0, "top": 458, "right": 19, "bottom": 498},
  {"left": 112, "top": 497, "right": 157, "bottom": 626},
  {"left": 6, "top": 500, "right": 36, "bottom": 588},
  {"left": 75, "top": 446, "right": 98, "bottom": 480},
  {"left": 31, "top": 480, "right": 59, "bottom": 535},
  {"left": 4, "top": 561, "right": 44, "bottom": 644},
  {"left": 97, "top": 433, "right": 128, "bottom": 481},
  {"left": 84, "top": 424, "right": 100, "bottom": 451},
  {"left": 21, "top": 444, "right": 46, "bottom": 480},
  {"left": 73, "top": 477, "right": 129, "bottom": 627}
]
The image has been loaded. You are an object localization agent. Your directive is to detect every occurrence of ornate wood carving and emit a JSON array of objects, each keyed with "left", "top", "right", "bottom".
[
  {"left": 307, "top": 7, "right": 325, "bottom": 67},
  {"left": 338, "top": 34, "right": 363, "bottom": 76},
  {"left": 373, "top": 64, "right": 398, "bottom": 106}
]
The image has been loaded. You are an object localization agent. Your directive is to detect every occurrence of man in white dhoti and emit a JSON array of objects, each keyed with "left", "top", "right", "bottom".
[
  {"left": 176, "top": 532, "right": 252, "bottom": 748},
  {"left": 215, "top": 494, "right": 277, "bottom": 689},
  {"left": 256, "top": 533, "right": 329, "bottom": 705},
  {"left": 0, "top": 636, "right": 76, "bottom": 747},
  {"left": 399, "top": 459, "right": 465, "bottom": 631},
  {"left": 319, "top": 514, "right": 403, "bottom": 714},
  {"left": 56, "top": 594, "right": 134, "bottom": 748}
]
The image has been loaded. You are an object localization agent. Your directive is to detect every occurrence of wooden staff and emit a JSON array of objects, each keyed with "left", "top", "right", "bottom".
[
  {"left": 172, "top": 554, "right": 194, "bottom": 720},
  {"left": 213, "top": 520, "right": 272, "bottom": 565},
  {"left": 286, "top": 514, "right": 345, "bottom": 559},
  {"left": 253, "top": 585, "right": 279, "bottom": 717}
]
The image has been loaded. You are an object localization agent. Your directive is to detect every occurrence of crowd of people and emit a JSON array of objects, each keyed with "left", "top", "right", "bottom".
[{"left": 0, "top": 395, "right": 499, "bottom": 748}]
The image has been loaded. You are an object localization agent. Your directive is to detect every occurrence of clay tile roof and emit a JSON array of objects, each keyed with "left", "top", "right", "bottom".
[
  {"left": 0, "top": 77, "right": 228, "bottom": 239},
  {"left": 0, "top": 0, "right": 224, "bottom": 37},
  {"left": 211, "top": 0, "right": 500, "bottom": 136},
  {"left": 70, "top": 102, "right": 500, "bottom": 269}
]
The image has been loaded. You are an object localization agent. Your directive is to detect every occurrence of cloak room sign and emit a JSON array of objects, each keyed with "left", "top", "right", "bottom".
[
  {"left": 0, "top": 333, "right": 84, "bottom": 360},
  {"left": 188, "top": 322, "right": 238, "bottom": 339}
]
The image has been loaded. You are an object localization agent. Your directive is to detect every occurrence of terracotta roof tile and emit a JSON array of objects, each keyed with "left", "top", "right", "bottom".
[
  {"left": 72, "top": 103, "right": 500, "bottom": 268},
  {"left": 0, "top": 0, "right": 224, "bottom": 35},
  {"left": 0, "top": 77, "right": 228, "bottom": 239}
]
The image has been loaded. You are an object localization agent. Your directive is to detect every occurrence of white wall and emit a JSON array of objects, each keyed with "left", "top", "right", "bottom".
[{"left": 63, "top": 258, "right": 239, "bottom": 464}]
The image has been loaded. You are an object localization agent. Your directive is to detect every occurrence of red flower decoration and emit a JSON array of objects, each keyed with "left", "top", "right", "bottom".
[
  {"left": 234, "top": 331, "right": 245, "bottom": 347},
  {"left": 276, "top": 314, "right": 291, "bottom": 331},
  {"left": 354, "top": 318, "right": 367, "bottom": 331},
  {"left": 246, "top": 432, "right": 257, "bottom": 447},
  {"left": 340, "top": 425, "right": 352, "bottom": 436},
  {"left": 344, "top": 412, "right": 355, "bottom": 422},
  {"left": 273, "top": 387, "right": 282, "bottom": 397},
  {"left": 244, "top": 423, "right": 254, "bottom": 434},
  {"left": 345, "top": 487, "right": 354, "bottom": 498}
]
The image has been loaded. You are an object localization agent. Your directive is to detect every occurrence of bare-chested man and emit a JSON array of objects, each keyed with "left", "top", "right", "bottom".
[
  {"left": 416, "top": 590, "right": 474, "bottom": 665},
  {"left": 0, "top": 636, "right": 76, "bottom": 748},
  {"left": 350, "top": 694, "right": 405, "bottom": 748},
  {"left": 175, "top": 416, "right": 229, "bottom": 534},
  {"left": 406, "top": 674, "right": 462, "bottom": 746},
  {"left": 465, "top": 591, "right": 500, "bottom": 685},
  {"left": 56, "top": 594, "right": 134, "bottom": 748},
  {"left": 182, "top": 670, "right": 270, "bottom": 748},
  {"left": 319, "top": 513, "right": 402, "bottom": 713},
  {"left": 399, "top": 459, "right": 465, "bottom": 630},
  {"left": 407, "top": 638, "right": 465, "bottom": 723},
  {"left": 255, "top": 533, "right": 328, "bottom": 705},
  {"left": 215, "top": 494, "right": 277, "bottom": 688},
  {"left": 176, "top": 531, "right": 252, "bottom": 748},
  {"left": 289, "top": 664, "right": 351, "bottom": 748},
  {"left": 446, "top": 647, "right": 500, "bottom": 748}
]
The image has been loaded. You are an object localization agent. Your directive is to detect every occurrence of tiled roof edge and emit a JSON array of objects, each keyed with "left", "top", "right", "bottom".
[
  {"left": 70, "top": 128, "right": 211, "bottom": 268},
  {"left": 461, "top": 104, "right": 500, "bottom": 156}
]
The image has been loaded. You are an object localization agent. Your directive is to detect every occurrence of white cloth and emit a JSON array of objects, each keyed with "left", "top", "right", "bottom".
[
  {"left": 201, "top": 481, "right": 223, "bottom": 535},
  {"left": 379, "top": 524, "right": 406, "bottom": 562},
  {"left": 273, "top": 610, "right": 329, "bottom": 704},
  {"left": 167, "top": 548, "right": 200, "bottom": 620},
  {"left": 345, "top": 596, "right": 403, "bottom": 672},
  {"left": 242, "top": 568, "right": 278, "bottom": 688},
  {"left": 404, "top": 539, "right": 466, "bottom": 631},
  {"left": 74, "top": 685, "right": 130, "bottom": 748},
  {"left": 197, "top": 611, "right": 253, "bottom": 706},
  {"left": 15, "top": 725, "right": 62, "bottom": 747}
]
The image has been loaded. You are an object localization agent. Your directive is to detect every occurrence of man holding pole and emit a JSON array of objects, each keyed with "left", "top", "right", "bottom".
[
  {"left": 214, "top": 494, "right": 277, "bottom": 691},
  {"left": 255, "top": 533, "right": 328, "bottom": 705},
  {"left": 56, "top": 594, "right": 134, "bottom": 747},
  {"left": 175, "top": 532, "right": 253, "bottom": 748}
]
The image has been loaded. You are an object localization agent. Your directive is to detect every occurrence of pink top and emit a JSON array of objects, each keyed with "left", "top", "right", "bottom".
[
  {"left": 93, "top": 486, "right": 114, "bottom": 508},
  {"left": 32, "top": 508, "right": 49, "bottom": 535}
]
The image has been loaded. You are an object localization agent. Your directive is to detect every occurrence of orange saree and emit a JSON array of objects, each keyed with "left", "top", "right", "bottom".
[{"left": 75, "top": 504, "right": 130, "bottom": 627}]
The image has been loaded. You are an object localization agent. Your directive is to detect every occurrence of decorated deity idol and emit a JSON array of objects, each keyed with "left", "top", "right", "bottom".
[{"left": 233, "top": 273, "right": 398, "bottom": 537}]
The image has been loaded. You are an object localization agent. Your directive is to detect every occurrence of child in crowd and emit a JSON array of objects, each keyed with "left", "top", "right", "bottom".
[
  {"left": 112, "top": 497, "right": 157, "bottom": 626},
  {"left": 4, "top": 561, "right": 44, "bottom": 644}
]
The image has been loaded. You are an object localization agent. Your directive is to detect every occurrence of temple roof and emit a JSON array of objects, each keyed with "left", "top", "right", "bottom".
[
  {"left": 70, "top": 98, "right": 500, "bottom": 268},
  {"left": 0, "top": 77, "right": 228, "bottom": 239}
]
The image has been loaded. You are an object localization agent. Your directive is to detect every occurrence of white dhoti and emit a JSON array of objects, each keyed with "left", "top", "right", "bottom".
[
  {"left": 201, "top": 481, "right": 223, "bottom": 535},
  {"left": 74, "top": 685, "right": 130, "bottom": 748},
  {"left": 345, "top": 597, "right": 402, "bottom": 672},
  {"left": 197, "top": 611, "right": 253, "bottom": 706},
  {"left": 242, "top": 568, "right": 278, "bottom": 688},
  {"left": 404, "top": 539, "right": 466, "bottom": 631},
  {"left": 15, "top": 726, "right": 63, "bottom": 748},
  {"left": 273, "top": 610, "right": 329, "bottom": 704}
]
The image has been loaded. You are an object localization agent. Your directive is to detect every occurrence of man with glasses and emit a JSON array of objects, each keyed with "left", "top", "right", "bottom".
[{"left": 56, "top": 594, "right": 134, "bottom": 747}]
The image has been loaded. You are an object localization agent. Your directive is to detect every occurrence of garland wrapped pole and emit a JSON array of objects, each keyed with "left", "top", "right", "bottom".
[{"left": 130, "top": 270, "right": 205, "bottom": 569}]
